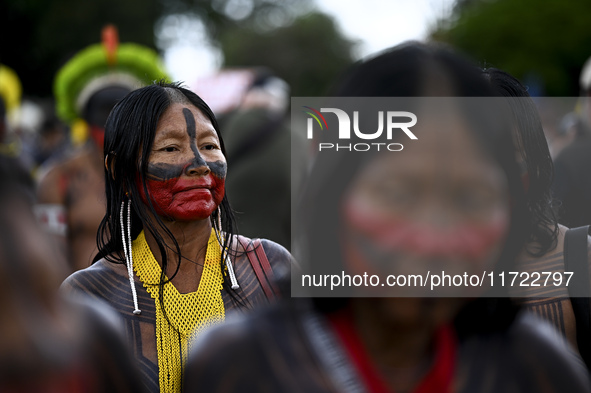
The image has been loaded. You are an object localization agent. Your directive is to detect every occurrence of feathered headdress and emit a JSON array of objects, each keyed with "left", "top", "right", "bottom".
[
  {"left": 54, "top": 25, "right": 169, "bottom": 145},
  {"left": 0, "top": 64, "right": 22, "bottom": 125}
]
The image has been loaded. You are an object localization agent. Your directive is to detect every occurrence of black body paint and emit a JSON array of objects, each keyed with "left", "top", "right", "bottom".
[{"left": 146, "top": 107, "right": 227, "bottom": 181}]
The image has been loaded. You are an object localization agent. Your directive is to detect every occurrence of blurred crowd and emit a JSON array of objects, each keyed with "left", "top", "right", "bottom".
[{"left": 2, "top": 21, "right": 591, "bottom": 393}]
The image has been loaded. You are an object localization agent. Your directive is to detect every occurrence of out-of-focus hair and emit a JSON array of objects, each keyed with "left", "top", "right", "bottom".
[
  {"left": 484, "top": 67, "right": 558, "bottom": 257},
  {"left": 96, "top": 81, "right": 243, "bottom": 308}
]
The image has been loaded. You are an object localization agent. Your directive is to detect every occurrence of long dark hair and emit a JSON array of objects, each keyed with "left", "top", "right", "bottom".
[
  {"left": 484, "top": 68, "right": 559, "bottom": 257},
  {"left": 95, "top": 81, "right": 242, "bottom": 305},
  {"left": 300, "top": 42, "right": 528, "bottom": 336}
]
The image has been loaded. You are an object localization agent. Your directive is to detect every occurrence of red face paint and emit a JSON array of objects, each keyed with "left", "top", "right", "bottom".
[
  {"left": 137, "top": 106, "right": 227, "bottom": 221},
  {"left": 138, "top": 166, "right": 225, "bottom": 221},
  {"left": 342, "top": 196, "right": 509, "bottom": 260},
  {"left": 89, "top": 125, "right": 105, "bottom": 150}
]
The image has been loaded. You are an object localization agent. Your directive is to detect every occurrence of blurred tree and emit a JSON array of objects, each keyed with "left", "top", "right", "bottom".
[
  {"left": 164, "top": 0, "right": 315, "bottom": 34},
  {"left": 2, "top": 0, "right": 355, "bottom": 98},
  {"left": 162, "top": 0, "right": 356, "bottom": 96},
  {"left": 430, "top": 0, "right": 591, "bottom": 96},
  {"left": 219, "top": 11, "right": 357, "bottom": 96},
  {"left": 0, "top": 0, "right": 162, "bottom": 98}
]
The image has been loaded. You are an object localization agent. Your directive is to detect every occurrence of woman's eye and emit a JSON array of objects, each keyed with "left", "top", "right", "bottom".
[
  {"left": 202, "top": 144, "right": 217, "bottom": 151},
  {"left": 163, "top": 146, "right": 178, "bottom": 152}
]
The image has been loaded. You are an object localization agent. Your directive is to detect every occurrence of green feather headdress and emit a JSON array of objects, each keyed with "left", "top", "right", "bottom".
[{"left": 54, "top": 26, "right": 169, "bottom": 124}]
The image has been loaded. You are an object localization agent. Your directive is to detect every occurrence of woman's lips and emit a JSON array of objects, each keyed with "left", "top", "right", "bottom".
[{"left": 172, "top": 177, "right": 213, "bottom": 193}]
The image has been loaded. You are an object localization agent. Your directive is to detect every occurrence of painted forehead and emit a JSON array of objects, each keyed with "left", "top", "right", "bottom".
[{"left": 157, "top": 103, "right": 218, "bottom": 138}]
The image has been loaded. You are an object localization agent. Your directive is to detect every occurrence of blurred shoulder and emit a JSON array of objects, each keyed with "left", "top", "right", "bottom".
[
  {"left": 507, "top": 312, "right": 589, "bottom": 388},
  {"left": 36, "top": 147, "right": 91, "bottom": 201},
  {"left": 459, "top": 311, "right": 590, "bottom": 392},
  {"left": 185, "top": 301, "right": 303, "bottom": 392}
]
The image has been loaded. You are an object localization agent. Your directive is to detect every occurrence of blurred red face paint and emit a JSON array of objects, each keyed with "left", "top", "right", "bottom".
[
  {"left": 340, "top": 116, "right": 511, "bottom": 281},
  {"left": 342, "top": 197, "right": 508, "bottom": 260},
  {"left": 138, "top": 104, "right": 226, "bottom": 221},
  {"left": 89, "top": 125, "right": 105, "bottom": 151}
]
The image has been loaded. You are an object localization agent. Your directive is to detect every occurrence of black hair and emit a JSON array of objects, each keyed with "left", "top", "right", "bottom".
[
  {"left": 300, "top": 41, "right": 527, "bottom": 337},
  {"left": 483, "top": 68, "right": 558, "bottom": 257},
  {"left": 95, "top": 81, "right": 243, "bottom": 309},
  {"left": 83, "top": 85, "right": 133, "bottom": 128}
]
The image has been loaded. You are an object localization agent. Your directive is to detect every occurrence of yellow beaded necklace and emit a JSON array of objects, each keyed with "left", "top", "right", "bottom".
[{"left": 132, "top": 229, "right": 225, "bottom": 393}]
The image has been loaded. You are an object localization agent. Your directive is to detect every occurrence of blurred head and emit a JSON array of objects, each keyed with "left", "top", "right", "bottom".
[
  {"left": 341, "top": 112, "right": 511, "bottom": 280},
  {"left": 484, "top": 68, "right": 558, "bottom": 256},
  {"left": 240, "top": 68, "right": 289, "bottom": 113},
  {"left": 53, "top": 26, "right": 169, "bottom": 148},
  {"left": 300, "top": 42, "right": 526, "bottom": 330},
  {"left": 82, "top": 85, "right": 133, "bottom": 150},
  {"left": 97, "top": 82, "right": 235, "bottom": 280}
]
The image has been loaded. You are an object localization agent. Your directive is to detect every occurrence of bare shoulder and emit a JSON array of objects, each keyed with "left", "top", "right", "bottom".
[
  {"left": 260, "top": 239, "right": 293, "bottom": 273},
  {"left": 36, "top": 160, "right": 66, "bottom": 204},
  {"left": 60, "top": 257, "right": 128, "bottom": 298},
  {"left": 37, "top": 148, "right": 89, "bottom": 203}
]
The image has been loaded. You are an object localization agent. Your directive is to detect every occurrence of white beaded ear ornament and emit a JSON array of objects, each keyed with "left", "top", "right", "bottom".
[
  {"left": 217, "top": 206, "right": 239, "bottom": 290},
  {"left": 121, "top": 199, "right": 141, "bottom": 315}
]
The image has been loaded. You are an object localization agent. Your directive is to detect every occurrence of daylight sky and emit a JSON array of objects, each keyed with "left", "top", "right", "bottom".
[{"left": 162, "top": 0, "right": 456, "bottom": 83}]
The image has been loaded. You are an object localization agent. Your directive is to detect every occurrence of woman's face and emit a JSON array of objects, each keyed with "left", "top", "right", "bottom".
[
  {"left": 341, "top": 109, "right": 511, "bottom": 298},
  {"left": 138, "top": 102, "right": 226, "bottom": 221}
]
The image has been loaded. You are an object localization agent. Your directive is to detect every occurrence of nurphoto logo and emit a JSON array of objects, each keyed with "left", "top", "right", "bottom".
[{"left": 303, "top": 106, "right": 417, "bottom": 152}]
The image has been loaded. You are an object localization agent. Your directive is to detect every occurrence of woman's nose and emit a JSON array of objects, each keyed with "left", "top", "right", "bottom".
[{"left": 185, "top": 156, "right": 210, "bottom": 176}]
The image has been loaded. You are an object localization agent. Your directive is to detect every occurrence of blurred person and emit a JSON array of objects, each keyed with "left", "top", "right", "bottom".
[
  {"left": 184, "top": 42, "right": 589, "bottom": 393},
  {"left": 61, "top": 81, "right": 292, "bottom": 393},
  {"left": 36, "top": 25, "right": 168, "bottom": 272},
  {"left": 221, "top": 69, "right": 294, "bottom": 249},
  {"left": 32, "top": 115, "right": 69, "bottom": 168},
  {"left": 0, "top": 154, "right": 145, "bottom": 392},
  {"left": 551, "top": 55, "right": 591, "bottom": 228},
  {"left": 485, "top": 67, "right": 591, "bottom": 367},
  {"left": 547, "top": 111, "right": 579, "bottom": 159},
  {"left": 11, "top": 100, "right": 46, "bottom": 172}
]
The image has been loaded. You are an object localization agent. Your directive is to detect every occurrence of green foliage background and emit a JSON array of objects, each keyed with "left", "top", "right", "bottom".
[
  {"left": 0, "top": 0, "right": 162, "bottom": 97},
  {"left": 1, "top": 0, "right": 355, "bottom": 99},
  {"left": 430, "top": 0, "right": 591, "bottom": 96}
]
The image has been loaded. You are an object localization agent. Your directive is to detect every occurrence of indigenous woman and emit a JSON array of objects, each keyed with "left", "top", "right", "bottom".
[
  {"left": 61, "top": 82, "right": 291, "bottom": 393},
  {"left": 183, "top": 42, "right": 590, "bottom": 393},
  {"left": 485, "top": 68, "right": 591, "bottom": 367}
]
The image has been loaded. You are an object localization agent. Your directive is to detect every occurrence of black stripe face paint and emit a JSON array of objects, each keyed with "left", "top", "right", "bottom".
[
  {"left": 183, "top": 107, "right": 208, "bottom": 171},
  {"left": 139, "top": 104, "right": 226, "bottom": 221},
  {"left": 146, "top": 108, "right": 227, "bottom": 181}
]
